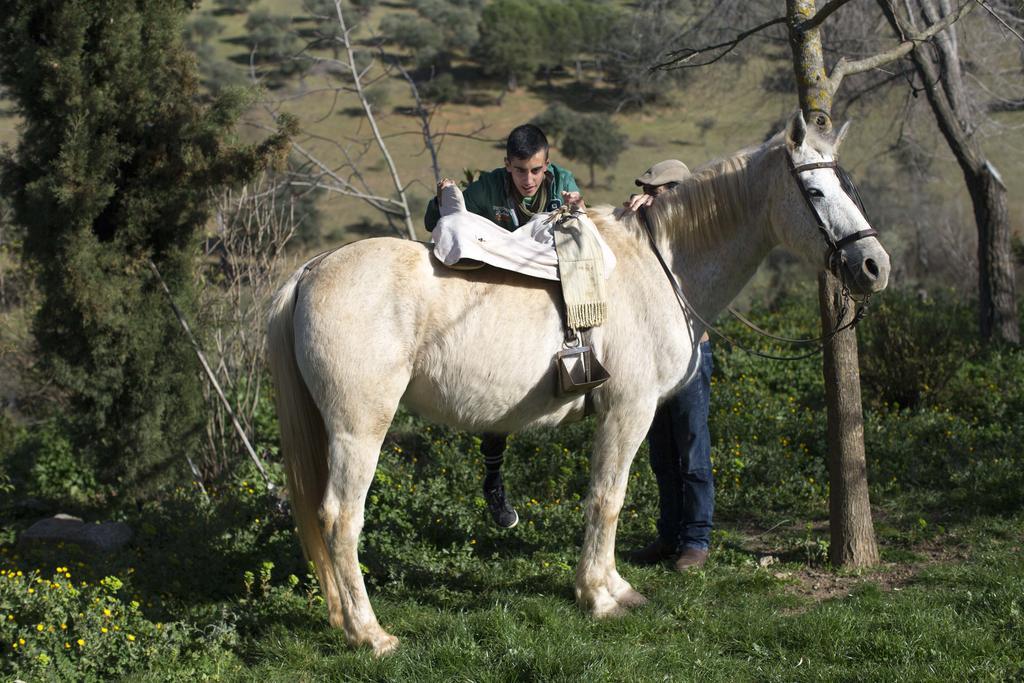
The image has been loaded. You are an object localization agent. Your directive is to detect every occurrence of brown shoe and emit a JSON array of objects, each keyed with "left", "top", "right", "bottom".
[
  {"left": 626, "top": 538, "right": 677, "bottom": 565},
  {"left": 673, "top": 547, "right": 709, "bottom": 572}
]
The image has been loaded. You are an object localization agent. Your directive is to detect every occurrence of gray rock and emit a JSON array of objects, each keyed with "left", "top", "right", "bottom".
[
  {"left": 77, "top": 521, "right": 133, "bottom": 552},
  {"left": 20, "top": 513, "right": 133, "bottom": 553}
]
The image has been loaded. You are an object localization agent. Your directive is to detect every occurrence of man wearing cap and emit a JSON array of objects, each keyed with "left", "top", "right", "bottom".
[
  {"left": 625, "top": 159, "right": 715, "bottom": 572},
  {"left": 424, "top": 123, "right": 584, "bottom": 530}
]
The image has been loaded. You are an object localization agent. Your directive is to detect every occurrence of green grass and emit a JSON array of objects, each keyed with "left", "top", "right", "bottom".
[{"left": 122, "top": 513, "right": 1023, "bottom": 681}]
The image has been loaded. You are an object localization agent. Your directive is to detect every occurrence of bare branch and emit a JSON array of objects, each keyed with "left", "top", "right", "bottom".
[
  {"left": 653, "top": 16, "right": 787, "bottom": 70},
  {"left": 796, "top": 0, "right": 859, "bottom": 32},
  {"left": 331, "top": 0, "right": 416, "bottom": 240},
  {"left": 974, "top": 0, "right": 1024, "bottom": 43},
  {"left": 828, "top": 0, "right": 976, "bottom": 93},
  {"left": 389, "top": 57, "right": 442, "bottom": 184}
]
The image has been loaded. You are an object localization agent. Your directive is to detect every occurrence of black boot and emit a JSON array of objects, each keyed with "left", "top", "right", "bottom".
[{"left": 483, "top": 480, "right": 519, "bottom": 529}]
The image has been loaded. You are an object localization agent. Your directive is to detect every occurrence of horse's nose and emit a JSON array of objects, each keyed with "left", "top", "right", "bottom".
[
  {"left": 862, "top": 258, "right": 880, "bottom": 281},
  {"left": 855, "top": 250, "right": 890, "bottom": 292}
]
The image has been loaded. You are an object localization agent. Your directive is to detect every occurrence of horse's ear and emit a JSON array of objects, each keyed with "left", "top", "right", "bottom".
[
  {"left": 786, "top": 111, "right": 807, "bottom": 148},
  {"left": 833, "top": 121, "right": 851, "bottom": 151}
]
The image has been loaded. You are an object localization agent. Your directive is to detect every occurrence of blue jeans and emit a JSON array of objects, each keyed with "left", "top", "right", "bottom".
[{"left": 646, "top": 341, "right": 714, "bottom": 552}]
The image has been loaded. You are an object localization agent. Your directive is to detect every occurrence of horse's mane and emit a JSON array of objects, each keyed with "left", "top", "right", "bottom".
[{"left": 592, "top": 124, "right": 838, "bottom": 251}]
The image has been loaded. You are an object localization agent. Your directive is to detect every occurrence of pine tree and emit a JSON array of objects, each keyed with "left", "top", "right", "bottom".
[{"left": 0, "top": 0, "right": 294, "bottom": 498}]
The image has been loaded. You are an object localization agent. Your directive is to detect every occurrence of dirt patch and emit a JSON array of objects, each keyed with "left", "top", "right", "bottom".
[
  {"left": 720, "top": 518, "right": 979, "bottom": 607},
  {"left": 776, "top": 562, "right": 918, "bottom": 604}
]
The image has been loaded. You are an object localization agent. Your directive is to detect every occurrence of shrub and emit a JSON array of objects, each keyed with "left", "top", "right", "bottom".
[
  {"left": 857, "top": 288, "right": 979, "bottom": 410},
  {"left": 419, "top": 73, "right": 461, "bottom": 104},
  {"left": 0, "top": 568, "right": 196, "bottom": 680}
]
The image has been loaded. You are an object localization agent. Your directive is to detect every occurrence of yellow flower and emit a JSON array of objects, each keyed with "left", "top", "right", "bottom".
[
  {"left": 64, "top": 642, "right": 71, "bottom": 649},
  {"left": 101, "top": 627, "right": 108, "bottom": 633},
  {"left": 103, "top": 608, "right": 111, "bottom": 616},
  {"left": 37, "top": 623, "right": 45, "bottom": 631},
  {"left": 19, "top": 638, "right": 25, "bottom": 645},
  {"left": 77, "top": 639, "right": 85, "bottom": 647},
  {"left": 127, "top": 634, "right": 136, "bottom": 641}
]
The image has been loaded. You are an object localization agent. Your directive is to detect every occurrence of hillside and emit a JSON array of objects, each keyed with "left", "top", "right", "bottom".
[{"left": 1, "top": 1, "right": 1021, "bottom": 290}]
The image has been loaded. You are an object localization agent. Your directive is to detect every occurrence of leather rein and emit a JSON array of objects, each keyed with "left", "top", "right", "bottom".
[{"left": 639, "top": 154, "right": 876, "bottom": 361}]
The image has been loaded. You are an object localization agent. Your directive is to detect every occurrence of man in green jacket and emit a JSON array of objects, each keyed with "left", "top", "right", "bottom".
[{"left": 424, "top": 123, "right": 584, "bottom": 529}]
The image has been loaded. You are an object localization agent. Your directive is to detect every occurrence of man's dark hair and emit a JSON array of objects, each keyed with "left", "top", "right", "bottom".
[{"left": 506, "top": 124, "right": 549, "bottom": 161}]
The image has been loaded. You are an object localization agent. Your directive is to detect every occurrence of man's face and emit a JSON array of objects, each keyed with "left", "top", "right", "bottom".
[{"left": 505, "top": 150, "right": 548, "bottom": 197}]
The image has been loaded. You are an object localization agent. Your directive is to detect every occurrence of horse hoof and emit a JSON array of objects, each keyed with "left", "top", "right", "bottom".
[
  {"left": 614, "top": 587, "right": 648, "bottom": 609},
  {"left": 584, "top": 592, "right": 628, "bottom": 619},
  {"left": 370, "top": 632, "right": 399, "bottom": 657}
]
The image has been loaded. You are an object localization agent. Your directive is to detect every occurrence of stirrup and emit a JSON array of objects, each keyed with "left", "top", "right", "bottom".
[{"left": 556, "top": 330, "right": 610, "bottom": 395}]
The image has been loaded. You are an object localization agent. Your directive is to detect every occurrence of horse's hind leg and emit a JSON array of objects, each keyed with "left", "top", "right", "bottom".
[{"left": 319, "top": 415, "right": 398, "bottom": 656}]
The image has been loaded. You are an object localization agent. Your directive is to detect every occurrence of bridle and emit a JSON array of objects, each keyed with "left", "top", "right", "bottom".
[
  {"left": 640, "top": 150, "right": 878, "bottom": 361},
  {"left": 787, "top": 155, "right": 878, "bottom": 278}
]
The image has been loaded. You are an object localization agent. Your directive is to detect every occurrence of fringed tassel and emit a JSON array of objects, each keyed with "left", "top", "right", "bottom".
[{"left": 567, "top": 302, "right": 608, "bottom": 330}]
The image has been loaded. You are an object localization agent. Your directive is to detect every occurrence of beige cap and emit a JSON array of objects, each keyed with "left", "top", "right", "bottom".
[{"left": 635, "top": 159, "right": 691, "bottom": 187}]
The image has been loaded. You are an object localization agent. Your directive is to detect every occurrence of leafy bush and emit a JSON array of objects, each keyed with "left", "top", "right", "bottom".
[
  {"left": 0, "top": 568, "right": 198, "bottom": 680},
  {"left": 857, "top": 288, "right": 979, "bottom": 410},
  {"left": 419, "top": 73, "right": 461, "bottom": 104},
  {"left": 530, "top": 102, "right": 575, "bottom": 145},
  {"left": 5, "top": 420, "right": 103, "bottom": 507}
]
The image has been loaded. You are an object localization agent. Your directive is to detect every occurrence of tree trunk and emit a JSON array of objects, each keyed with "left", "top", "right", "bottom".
[
  {"left": 879, "top": 0, "right": 1019, "bottom": 344},
  {"left": 787, "top": 0, "right": 879, "bottom": 567},
  {"left": 818, "top": 273, "right": 880, "bottom": 566}
]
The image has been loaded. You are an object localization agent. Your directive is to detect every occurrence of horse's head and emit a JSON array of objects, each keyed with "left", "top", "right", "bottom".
[{"left": 772, "top": 111, "right": 890, "bottom": 296}]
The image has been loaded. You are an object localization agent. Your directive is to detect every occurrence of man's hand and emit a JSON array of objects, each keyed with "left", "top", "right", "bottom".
[
  {"left": 562, "top": 190, "right": 585, "bottom": 210},
  {"left": 624, "top": 192, "right": 655, "bottom": 212},
  {"left": 436, "top": 177, "right": 455, "bottom": 201}
]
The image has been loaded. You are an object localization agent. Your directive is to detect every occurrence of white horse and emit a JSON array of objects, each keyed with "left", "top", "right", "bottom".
[{"left": 267, "top": 112, "right": 890, "bottom": 655}]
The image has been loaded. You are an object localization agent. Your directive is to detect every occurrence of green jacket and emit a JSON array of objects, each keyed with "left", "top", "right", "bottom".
[{"left": 424, "top": 162, "right": 580, "bottom": 231}]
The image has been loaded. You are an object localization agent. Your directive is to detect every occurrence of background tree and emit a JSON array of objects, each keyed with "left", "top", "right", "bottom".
[
  {"left": 0, "top": 0, "right": 293, "bottom": 499},
  {"left": 560, "top": 114, "right": 628, "bottom": 187},
  {"left": 878, "top": 0, "right": 1019, "bottom": 344},
  {"left": 474, "top": 0, "right": 543, "bottom": 95},
  {"left": 530, "top": 102, "right": 575, "bottom": 145},
  {"left": 213, "top": 0, "right": 256, "bottom": 15},
  {"left": 275, "top": 0, "right": 427, "bottom": 239},
  {"left": 536, "top": 0, "right": 583, "bottom": 85},
  {"left": 601, "top": 0, "right": 700, "bottom": 111},
  {"left": 185, "top": 12, "right": 225, "bottom": 47},
  {"left": 245, "top": 9, "right": 306, "bottom": 85}
]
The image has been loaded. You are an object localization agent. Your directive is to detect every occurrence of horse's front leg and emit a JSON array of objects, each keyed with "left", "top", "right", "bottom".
[{"left": 575, "top": 403, "right": 654, "bottom": 618}]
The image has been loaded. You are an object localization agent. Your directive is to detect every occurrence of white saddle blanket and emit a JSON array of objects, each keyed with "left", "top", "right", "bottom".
[{"left": 431, "top": 185, "right": 616, "bottom": 281}]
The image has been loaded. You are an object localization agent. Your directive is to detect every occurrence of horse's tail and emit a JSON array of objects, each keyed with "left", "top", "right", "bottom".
[{"left": 266, "top": 266, "right": 343, "bottom": 626}]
